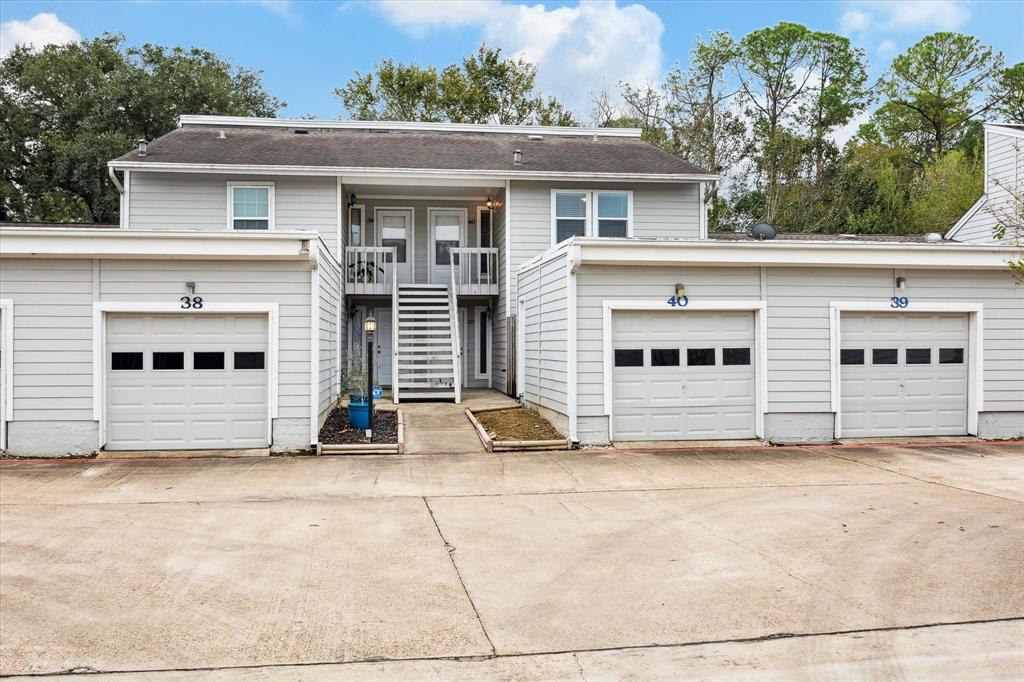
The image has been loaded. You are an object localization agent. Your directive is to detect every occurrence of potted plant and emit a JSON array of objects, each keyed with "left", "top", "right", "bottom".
[{"left": 346, "top": 347, "right": 371, "bottom": 429}]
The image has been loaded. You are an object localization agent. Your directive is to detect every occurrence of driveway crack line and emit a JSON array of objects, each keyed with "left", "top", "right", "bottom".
[{"left": 422, "top": 495, "right": 497, "bottom": 657}]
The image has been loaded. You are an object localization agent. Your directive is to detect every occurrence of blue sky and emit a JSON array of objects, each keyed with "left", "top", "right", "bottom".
[{"left": 2, "top": 0, "right": 1022, "bottom": 123}]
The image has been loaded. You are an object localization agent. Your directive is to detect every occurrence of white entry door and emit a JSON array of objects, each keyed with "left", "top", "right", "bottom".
[
  {"left": 377, "top": 209, "right": 413, "bottom": 284},
  {"left": 375, "top": 308, "right": 393, "bottom": 387},
  {"left": 429, "top": 209, "right": 465, "bottom": 284},
  {"left": 612, "top": 310, "right": 756, "bottom": 441},
  {"left": 840, "top": 313, "right": 969, "bottom": 437},
  {"left": 105, "top": 314, "right": 269, "bottom": 450}
]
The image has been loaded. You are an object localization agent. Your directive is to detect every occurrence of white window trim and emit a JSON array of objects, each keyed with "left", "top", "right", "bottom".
[
  {"left": 601, "top": 300, "right": 767, "bottom": 441},
  {"left": 226, "top": 181, "right": 276, "bottom": 231},
  {"left": 92, "top": 302, "right": 280, "bottom": 449},
  {"left": 829, "top": 301, "right": 983, "bottom": 439},
  {"left": 348, "top": 203, "right": 366, "bottom": 247},
  {"left": 474, "top": 306, "right": 491, "bottom": 381},
  {"left": 0, "top": 299, "right": 13, "bottom": 451},
  {"left": 550, "top": 189, "right": 633, "bottom": 245}
]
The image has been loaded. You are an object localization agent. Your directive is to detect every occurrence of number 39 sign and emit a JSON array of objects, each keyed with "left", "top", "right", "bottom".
[{"left": 890, "top": 296, "right": 909, "bottom": 308}]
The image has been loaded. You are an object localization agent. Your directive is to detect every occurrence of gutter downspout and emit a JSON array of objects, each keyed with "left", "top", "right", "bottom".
[
  {"left": 566, "top": 241, "right": 581, "bottom": 444},
  {"left": 108, "top": 167, "right": 126, "bottom": 230}
]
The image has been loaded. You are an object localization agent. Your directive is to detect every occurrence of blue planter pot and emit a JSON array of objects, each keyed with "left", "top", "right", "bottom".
[{"left": 348, "top": 402, "right": 370, "bottom": 430}]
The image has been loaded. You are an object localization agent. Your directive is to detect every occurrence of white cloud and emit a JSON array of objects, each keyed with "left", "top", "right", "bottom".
[
  {"left": 0, "top": 12, "right": 80, "bottom": 57},
  {"left": 363, "top": 0, "right": 664, "bottom": 115},
  {"left": 832, "top": 108, "right": 872, "bottom": 147},
  {"left": 840, "top": 1, "right": 970, "bottom": 36},
  {"left": 238, "top": 0, "right": 293, "bottom": 16},
  {"left": 840, "top": 9, "right": 871, "bottom": 35},
  {"left": 878, "top": 39, "right": 897, "bottom": 57}
]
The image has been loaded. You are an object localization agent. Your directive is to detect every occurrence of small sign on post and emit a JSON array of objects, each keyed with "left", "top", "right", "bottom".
[{"left": 372, "top": 385, "right": 383, "bottom": 401}]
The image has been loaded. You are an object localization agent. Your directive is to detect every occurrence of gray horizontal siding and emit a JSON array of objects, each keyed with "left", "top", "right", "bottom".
[
  {"left": 492, "top": 187, "right": 508, "bottom": 391},
  {"left": 952, "top": 130, "right": 1022, "bottom": 243},
  {"left": 0, "top": 258, "right": 319, "bottom": 427},
  {"left": 319, "top": 257, "right": 342, "bottom": 419},
  {"left": 129, "top": 172, "right": 340, "bottom": 257},
  {"left": 519, "top": 251, "right": 569, "bottom": 416}
]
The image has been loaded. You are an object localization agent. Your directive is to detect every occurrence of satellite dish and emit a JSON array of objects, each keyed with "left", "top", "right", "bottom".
[{"left": 752, "top": 223, "right": 777, "bottom": 240}]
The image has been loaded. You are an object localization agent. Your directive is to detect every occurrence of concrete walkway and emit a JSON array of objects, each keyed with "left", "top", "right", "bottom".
[{"left": 394, "top": 388, "right": 518, "bottom": 455}]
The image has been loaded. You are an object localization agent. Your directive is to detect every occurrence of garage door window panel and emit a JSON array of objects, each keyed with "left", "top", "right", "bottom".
[
  {"left": 152, "top": 352, "right": 184, "bottom": 371},
  {"left": 723, "top": 347, "right": 751, "bottom": 366},
  {"left": 234, "top": 351, "right": 266, "bottom": 370},
  {"left": 687, "top": 348, "right": 715, "bottom": 366},
  {"left": 111, "top": 352, "right": 143, "bottom": 371},
  {"left": 840, "top": 349, "right": 865, "bottom": 365},
  {"left": 940, "top": 348, "right": 964, "bottom": 364},
  {"left": 651, "top": 348, "right": 679, "bottom": 366},
  {"left": 614, "top": 348, "right": 644, "bottom": 367},
  {"left": 194, "top": 352, "right": 225, "bottom": 370},
  {"left": 872, "top": 348, "right": 898, "bottom": 365},
  {"left": 906, "top": 348, "right": 931, "bottom": 365}
]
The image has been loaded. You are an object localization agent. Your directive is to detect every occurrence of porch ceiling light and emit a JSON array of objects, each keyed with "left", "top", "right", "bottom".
[
  {"left": 363, "top": 316, "right": 377, "bottom": 334},
  {"left": 486, "top": 197, "right": 493, "bottom": 208}
]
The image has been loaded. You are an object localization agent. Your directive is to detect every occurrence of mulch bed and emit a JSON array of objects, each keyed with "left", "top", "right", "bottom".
[
  {"left": 475, "top": 408, "right": 564, "bottom": 442},
  {"left": 319, "top": 407, "right": 398, "bottom": 445}
]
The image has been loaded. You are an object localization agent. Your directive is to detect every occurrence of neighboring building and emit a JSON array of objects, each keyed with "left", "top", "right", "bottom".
[
  {"left": 946, "top": 123, "right": 1024, "bottom": 244},
  {"left": 0, "top": 116, "right": 1021, "bottom": 455}
]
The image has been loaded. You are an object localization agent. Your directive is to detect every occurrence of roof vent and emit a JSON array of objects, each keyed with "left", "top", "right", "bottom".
[
  {"left": 136, "top": 139, "right": 147, "bottom": 157},
  {"left": 751, "top": 223, "right": 776, "bottom": 240},
  {"left": 924, "top": 232, "right": 943, "bottom": 243},
  {"left": 839, "top": 233, "right": 858, "bottom": 240},
  {"left": 217, "top": 130, "right": 226, "bottom": 139},
  {"left": 513, "top": 148, "right": 523, "bottom": 165},
  {"left": 528, "top": 134, "right": 543, "bottom": 141},
  {"left": 293, "top": 129, "right": 309, "bottom": 135}
]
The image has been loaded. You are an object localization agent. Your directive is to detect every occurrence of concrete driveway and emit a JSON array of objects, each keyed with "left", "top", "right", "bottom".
[{"left": 1, "top": 442, "right": 1022, "bottom": 680}]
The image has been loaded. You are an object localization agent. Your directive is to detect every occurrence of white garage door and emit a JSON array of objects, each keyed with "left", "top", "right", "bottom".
[
  {"left": 106, "top": 314, "right": 269, "bottom": 450},
  {"left": 612, "top": 310, "right": 756, "bottom": 441},
  {"left": 840, "top": 313, "right": 968, "bottom": 437}
]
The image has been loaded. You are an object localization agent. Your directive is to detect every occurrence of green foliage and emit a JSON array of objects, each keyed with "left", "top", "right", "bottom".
[
  {"left": 994, "top": 62, "right": 1024, "bottom": 123},
  {"left": 336, "top": 45, "right": 577, "bottom": 126},
  {"left": 0, "top": 34, "right": 282, "bottom": 223}
]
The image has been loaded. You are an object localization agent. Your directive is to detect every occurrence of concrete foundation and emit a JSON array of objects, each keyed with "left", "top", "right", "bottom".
[
  {"left": 576, "top": 415, "right": 611, "bottom": 446},
  {"left": 271, "top": 418, "right": 312, "bottom": 452},
  {"left": 978, "top": 411, "right": 1024, "bottom": 440},
  {"left": 4, "top": 421, "right": 99, "bottom": 457},
  {"left": 525, "top": 401, "right": 569, "bottom": 438},
  {"left": 764, "top": 412, "right": 836, "bottom": 444}
]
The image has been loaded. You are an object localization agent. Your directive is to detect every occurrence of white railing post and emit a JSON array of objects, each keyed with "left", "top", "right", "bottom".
[
  {"left": 449, "top": 264, "right": 461, "bottom": 404},
  {"left": 391, "top": 245, "right": 399, "bottom": 404}
]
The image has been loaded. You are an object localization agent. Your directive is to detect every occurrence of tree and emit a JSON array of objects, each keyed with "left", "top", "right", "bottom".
[
  {"left": 907, "top": 149, "right": 982, "bottom": 233},
  {"left": 0, "top": 34, "right": 282, "bottom": 223},
  {"left": 874, "top": 32, "right": 1005, "bottom": 164},
  {"left": 336, "top": 45, "right": 577, "bottom": 126},
  {"left": 993, "top": 62, "right": 1024, "bottom": 123}
]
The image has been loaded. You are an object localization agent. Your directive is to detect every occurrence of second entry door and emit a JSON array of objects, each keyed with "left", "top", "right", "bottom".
[
  {"left": 377, "top": 209, "right": 413, "bottom": 284},
  {"left": 429, "top": 209, "right": 465, "bottom": 284}
]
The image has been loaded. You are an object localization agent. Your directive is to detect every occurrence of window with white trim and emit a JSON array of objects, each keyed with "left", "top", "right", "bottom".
[
  {"left": 552, "top": 189, "right": 632, "bottom": 244},
  {"left": 229, "top": 184, "right": 273, "bottom": 230},
  {"left": 349, "top": 204, "right": 364, "bottom": 246}
]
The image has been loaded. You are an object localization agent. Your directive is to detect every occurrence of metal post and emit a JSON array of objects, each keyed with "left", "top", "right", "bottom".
[{"left": 366, "top": 337, "right": 374, "bottom": 440}]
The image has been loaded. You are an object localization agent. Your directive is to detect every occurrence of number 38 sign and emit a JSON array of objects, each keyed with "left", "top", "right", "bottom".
[{"left": 180, "top": 296, "right": 204, "bottom": 309}]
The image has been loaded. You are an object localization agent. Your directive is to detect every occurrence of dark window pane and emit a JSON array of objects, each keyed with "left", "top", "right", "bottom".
[
  {"left": 939, "top": 348, "right": 964, "bottom": 364},
  {"left": 556, "top": 219, "right": 586, "bottom": 243},
  {"left": 840, "top": 349, "right": 865, "bottom": 365},
  {"left": 194, "top": 352, "right": 225, "bottom": 370},
  {"left": 651, "top": 348, "right": 680, "bottom": 366},
  {"left": 687, "top": 348, "right": 715, "bottom": 366},
  {"left": 152, "top": 352, "right": 184, "bottom": 370},
  {"left": 232, "top": 219, "right": 268, "bottom": 230},
  {"left": 480, "top": 210, "right": 491, "bottom": 273},
  {"left": 614, "top": 348, "right": 643, "bottom": 367},
  {"left": 478, "top": 312, "right": 488, "bottom": 374},
  {"left": 906, "top": 348, "right": 931, "bottom": 364},
  {"left": 111, "top": 352, "right": 143, "bottom": 371},
  {"left": 723, "top": 347, "right": 751, "bottom": 366},
  {"left": 435, "top": 240, "right": 460, "bottom": 265},
  {"left": 381, "top": 239, "right": 407, "bottom": 263},
  {"left": 598, "top": 219, "right": 628, "bottom": 238},
  {"left": 872, "top": 348, "right": 898, "bottom": 365},
  {"left": 234, "top": 351, "right": 265, "bottom": 370}
]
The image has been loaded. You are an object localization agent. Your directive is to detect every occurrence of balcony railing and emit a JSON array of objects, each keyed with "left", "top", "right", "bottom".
[
  {"left": 345, "top": 246, "right": 395, "bottom": 295},
  {"left": 450, "top": 247, "right": 499, "bottom": 296}
]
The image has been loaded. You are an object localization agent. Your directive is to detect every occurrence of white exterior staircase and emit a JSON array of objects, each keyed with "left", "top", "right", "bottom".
[{"left": 392, "top": 284, "right": 461, "bottom": 403}]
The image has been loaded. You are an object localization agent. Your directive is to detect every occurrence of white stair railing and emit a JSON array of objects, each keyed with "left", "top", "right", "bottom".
[
  {"left": 345, "top": 246, "right": 394, "bottom": 294},
  {"left": 391, "top": 250, "right": 399, "bottom": 404},
  {"left": 450, "top": 247, "right": 499, "bottom": 295},
  {"left": 448, "top": 267, "right": 462, "bottom": 404}
]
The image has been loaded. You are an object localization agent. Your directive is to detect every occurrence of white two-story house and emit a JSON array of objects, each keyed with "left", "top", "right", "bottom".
[{"left": 0, "top": 116, "right": 1020, "bottom": 456}]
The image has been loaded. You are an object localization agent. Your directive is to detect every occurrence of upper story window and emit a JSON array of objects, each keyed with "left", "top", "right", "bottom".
[
  {"left": 228, "top": 183, "right": 274, "bottom": 230},
  {"left": 551, "top": 189, "right": 632, "bottom": 245},
  {"left": 349, "top": 204, "right": 364, "bottom": 246}
]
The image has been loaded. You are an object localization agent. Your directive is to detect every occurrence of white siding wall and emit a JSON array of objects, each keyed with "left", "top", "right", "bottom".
[
  {"left": 129, "top": 172, "right": 341, "bottom": 258},
  {"left": 0, "top": 257, "right": 325, "bottom": 451},
  {"left": 951, "top": 130, "right": 1023, "bottom": 243},
  {"left": 570, "top": 264, "right": 1023, "bottom": 443},
  {"left": 491, "top": 187, "right": 508, "bottom": 391},
  {"left": 318, "top": 256, "right": 342, "bottom": 419},
  {"left": 518, "top": 250, "right": 570, "bottom": 416}
]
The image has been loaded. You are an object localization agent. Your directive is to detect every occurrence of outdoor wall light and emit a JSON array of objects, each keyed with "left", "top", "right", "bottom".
[
  {"left": 186, "top": 282, "right": 196, "bottom": 294},
  {"left": 347, "top": 193, "right": 357, "bottom": 208},
  {"left": 675, "top": 283, "right": 686, "bottom": 298},
  {"left": 486, "top": 197, "right": 494, "bottom": 208},
  {"left": 895, "top": 276, "right": 907, "bottom": 289},
  {"left": 363, "top": 316, "right": 377, "bottom": 334}
]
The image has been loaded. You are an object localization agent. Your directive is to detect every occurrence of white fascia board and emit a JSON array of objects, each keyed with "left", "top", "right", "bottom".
[
  {"left": 178, "top": 115, "right": 643, "bottom": 138},
  {"left": 575, "top": 238, "right": 1019, "bottom": 270},
  {"left": 108, "top": 161, "right": 718, "bottom": 184},
  {"left": 0, "top": 228, "right": 320, "bottom": 261},
  {"left": 983, "top": 123, "right": 1024, "bottom": 140},
  {"left": 945, "top": 195, "right": 987, "bottom": 240}
]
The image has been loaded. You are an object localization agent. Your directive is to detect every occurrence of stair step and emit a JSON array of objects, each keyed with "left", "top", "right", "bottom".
[
  {"left": 399, "top": 307, "right": 449, "bottom": 313},
  {"left": 398, "top": 373, "right": 455, "bottom": 379},
  {"left": 398, "top": 348, "right": 451, "bottom": 354},
  {"left": 399, "top": 284, "right": 448, "bottom": 289},
  {"left": 401, "top": 321, "right": 451, "bottom": 327},
  {"left": 399, "top": 337, "right": 452, "bottom": 344},
  {"left": 398, "top": 390, "right": 457, "bottom": 398}
]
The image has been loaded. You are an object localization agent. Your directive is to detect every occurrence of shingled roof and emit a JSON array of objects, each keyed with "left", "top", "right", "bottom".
[{"left": 111, "top": 122, "right": 712, "bottom": 177}]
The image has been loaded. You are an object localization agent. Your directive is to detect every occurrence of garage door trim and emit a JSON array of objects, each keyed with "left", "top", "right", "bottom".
[
  {"left": 93, "top": 302, "right": 280, "bottom": 448},
  {"left": 602, "top": 300, "right": 767, "bottom": 440},
  {"left": 829, "top": 301, "right": 983, "bottom": 438}
]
